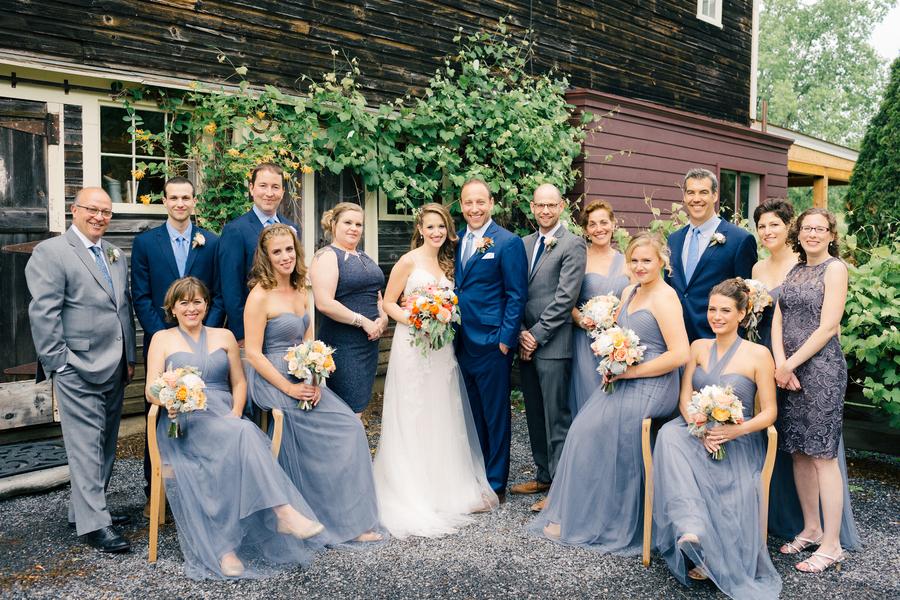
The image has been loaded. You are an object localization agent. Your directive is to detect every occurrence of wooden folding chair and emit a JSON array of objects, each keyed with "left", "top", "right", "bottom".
[{"left": 147, "top": 404, "right": 285, "bottom": 563}]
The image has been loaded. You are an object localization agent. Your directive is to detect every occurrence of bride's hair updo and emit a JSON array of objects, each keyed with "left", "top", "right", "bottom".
[
  {"left": 709, "top": 277, "right": 751, "bottom": 313},
  {"left": 320, "top": 202, "right": 364, "bottom": 243},
  {"left": 411, "top": 203, "right": 458, "bottom": 280},
  {"left": 163, "top": 276, "right": 210, "bottom": 323},
  {"left": 248, "top": 223, "right": 306, "bottom": 290}
]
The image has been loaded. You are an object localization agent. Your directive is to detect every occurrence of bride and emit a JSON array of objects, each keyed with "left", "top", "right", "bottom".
[{"left": 373, "top": 202, "right": 498, "bottom": 538}]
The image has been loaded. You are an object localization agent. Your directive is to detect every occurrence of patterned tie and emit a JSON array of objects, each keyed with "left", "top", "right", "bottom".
[
  {"left": 531, "top": 235, "right": 546, "bottom": 275},
  {"left": 684, "top": 227, "right": 701, "bottom": 283},
  {"left": 89, "top": 246, "right": 114, "bottom": 291},
  {"left": 174, "top": 236, "right": 188, "bottom": 277},
  {"left": 462, "top": 232, "right": 475, "bottom": 266}
]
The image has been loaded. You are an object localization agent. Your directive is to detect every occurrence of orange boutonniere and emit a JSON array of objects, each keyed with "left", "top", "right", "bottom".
[{"left": 476, "top": 237, "right": 494, "bottom": 253}]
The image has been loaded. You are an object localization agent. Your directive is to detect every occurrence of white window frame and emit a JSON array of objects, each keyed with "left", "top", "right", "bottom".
[
  {"left": 378, "top": 189, "right": 417, "bottom": 222},
  {"left": 696, "top": 0, "right": 723, "bottom": 28}
]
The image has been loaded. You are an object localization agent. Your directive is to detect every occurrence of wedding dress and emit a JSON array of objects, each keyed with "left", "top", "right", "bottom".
[{"left": 373, "top": 266, "right": 498, "bottom": 538}]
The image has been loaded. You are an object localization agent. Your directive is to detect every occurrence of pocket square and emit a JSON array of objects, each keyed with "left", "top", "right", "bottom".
[{"left": 482, "top": 252, "right": 495, "bottom": 259}]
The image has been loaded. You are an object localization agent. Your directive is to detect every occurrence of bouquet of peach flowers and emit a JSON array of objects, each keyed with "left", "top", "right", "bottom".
[
  {"left": 403, "top": 284, "right": 461, "bottom": 355},
  {"left": 284, "top": 340, "right": 336, "bottom": 410},
  {"left": 149, "top": 366, "right": 207, "bottom": 438},
  {"left": 590, "top": 325, "right": 646, "bottom": 392},
  {"left": 579, "top": 294, "right": 621, "bottom": 338},
  {"left": 686, "top": 384, "right": 745, "bottom": 460},
  {"left": 741, "top": 279, "right": 773, "bottom": 342}
]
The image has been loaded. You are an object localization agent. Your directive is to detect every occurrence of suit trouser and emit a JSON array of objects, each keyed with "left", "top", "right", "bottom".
[
  {"left": 53, "top": 362, "right": 125, "bottom": 535},
  {"left": 458, "top": 345, "right": 513, "bottom": 494},
  {"left": 519, "top": 356, "right": 573, "bottom": 484}
]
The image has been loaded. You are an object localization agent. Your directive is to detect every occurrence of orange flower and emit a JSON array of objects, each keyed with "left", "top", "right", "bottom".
[
  {"left": 613, "top": 347, "right": 628, "bottom": 362},
  {"left": 429, "top": 304, "right": 440, "bottom": 315},
  {"left": 711, "top": 407, "right": 731, "bottom": 422},
  {"left": 411, "top": 306, "right": 419, "bottom": 315},
  {"left": 175, "top": 386, "right": 188, "bottom": 401}
]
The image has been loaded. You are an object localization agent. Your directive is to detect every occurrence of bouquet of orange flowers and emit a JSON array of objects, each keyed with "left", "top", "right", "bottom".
[
  {"left": 149, "top": 366, "right": 208, "bottom": 438},
  {"left": 590, "top": 325, "right": 646, "bottom": 392},
  {"left": 741, "top": 279, "right": 773, "bottom": 342},
  {"left": 403, "top": 284, "right": 461, "bottom": 355},
  {"left": 284, "top": 340, "right": 336, "bottom": 410},
  {"left": 686, "top": 384, "right": 745, "bottom": 460}
]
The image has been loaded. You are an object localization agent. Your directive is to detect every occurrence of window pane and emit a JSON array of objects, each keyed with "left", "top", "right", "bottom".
[
  {"left": 101, "top": 155, "right": 131, "bottom": 203},
  {"left": 719, "top": 170, "right": 737, "bottom": 223},
  {"left": 314, "top": 170, "right": 365, "bottom": 249},
  {"left": 135, "top": 110, "right": 164, "bottom": 157},
  {"left": 134, "top": 159, "right": 166, "bottom": 203},
  {"left": 100, "top": 106, "right": 131, "bottom": 154}
]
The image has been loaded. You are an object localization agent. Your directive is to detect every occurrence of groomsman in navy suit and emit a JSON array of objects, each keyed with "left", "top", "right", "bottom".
[
  {"left": 217, "top": 163, "right": 298, "bottom": 341},
  {"left": 666, "top": 168, "right": 757, "bottom": 341},
  {"left": 454, "top": 179, "right": 528, "bottom": 500},
  {"left": 131, "top": 176, "right": 223, "bottom": 507}
]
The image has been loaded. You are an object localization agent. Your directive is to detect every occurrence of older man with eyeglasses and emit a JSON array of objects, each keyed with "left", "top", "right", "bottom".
[{"left": 26, "top": 188, "right": 136, "bottom": 553}]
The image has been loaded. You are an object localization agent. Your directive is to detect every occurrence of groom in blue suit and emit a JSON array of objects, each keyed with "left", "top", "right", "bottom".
[
  {"left": 666, "top": 168, "right": 757, "bottom": 341},
  {"left": 454, "top": 179, "right": 528, "bottom": 498}
]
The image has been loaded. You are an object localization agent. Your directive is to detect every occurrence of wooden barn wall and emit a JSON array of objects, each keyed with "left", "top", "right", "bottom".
[
  {"left": 63, "top": 105, "right": 82, "bottom": 204},
  {"left": 568, "top": 89, "right": 791, "bottom": 229},
  {"left": 1, "top": 0, "right": 753, "bottom": 124}
]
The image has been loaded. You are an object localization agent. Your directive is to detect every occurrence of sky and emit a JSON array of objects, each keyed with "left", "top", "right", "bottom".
[{"left": 870, "top": 3, "right": 900, "bottom": 59}]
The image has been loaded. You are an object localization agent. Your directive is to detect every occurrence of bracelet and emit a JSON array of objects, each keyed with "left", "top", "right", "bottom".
[{"left": 352, "top": 312, "right": 362, "bottom": 327}]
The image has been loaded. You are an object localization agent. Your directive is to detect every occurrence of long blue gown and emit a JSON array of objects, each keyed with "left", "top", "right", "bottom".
[
  {"left": 759, "top": 286, "right": 861, "bottom": 550},
  {"left": 245, "top": 313, "right": 384, "bottom": 544},
  {"left": 158, "top": 327, "right": 324, "bottom": 580},
  {"left": 529, "top": 285, "right": 680, "bottom": 554},
  {"left": 652, "top": 339, "right": 782, "bottom": 599},
  {"left": 569, "top": 252, "right": 630, "bottom": 416}
]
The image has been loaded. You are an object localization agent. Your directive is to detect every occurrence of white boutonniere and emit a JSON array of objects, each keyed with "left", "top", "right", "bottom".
[
  {"left": 710, "top": 232, "right": 726, "bottom": 246},
  {"left": 106, "top": 247, "right": 120, "bottom": 263},
  {"left": 192, "top": 231, "right": 206, "bottom": 249},
  {"left": 543, "top": 235, "right": 558, "bottom": 252}
]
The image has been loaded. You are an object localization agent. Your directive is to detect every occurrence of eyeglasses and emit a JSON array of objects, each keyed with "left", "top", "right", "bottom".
[
  {"left": 74, "top": 204, "right": 113, "bottom": 219},
  {"left": 532, "top": 202, "right": 562, "bottom": 210},
  {"left": 800, "top": 226, "right": 829, "bottom": 234}
]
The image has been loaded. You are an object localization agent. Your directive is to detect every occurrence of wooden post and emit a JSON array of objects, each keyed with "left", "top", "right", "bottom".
[{"left": 812, "top": 175, "right": 828, "bottom": 208}]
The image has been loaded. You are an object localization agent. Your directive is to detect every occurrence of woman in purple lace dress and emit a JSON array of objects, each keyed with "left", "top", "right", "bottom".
[{"left": 772, "top": 208, "right": 851, "bottom": 574}]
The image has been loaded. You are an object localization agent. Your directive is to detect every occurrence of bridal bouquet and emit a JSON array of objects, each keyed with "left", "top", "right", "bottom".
[
  {"left": 741, "top": 279, "right": 773, "bottom": 342},
  {"left": 686, "top": 384, "right": 745, "bottom": 460},
  {"left": 579, "top": 294, "right": 621, "bottom": 338},
  {"left": 149, "top": 366, "right": 208, "bottom": 438},
  {"left": 403, "top": 284, "right": 461, "bottom": 355},
  {"left": 284, "top": 340, "right": 336, "bottom": 410},
  {"left": 590, "top": 326, "right": 646, "bottom": 392}
]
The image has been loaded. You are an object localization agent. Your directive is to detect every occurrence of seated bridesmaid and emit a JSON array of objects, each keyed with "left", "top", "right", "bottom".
[
  {"left": 530, "top": 232, "right": 689, "bottom": 554},
  {"left": 652, "top": 278, "right": 781, "bottom": 599},
  {"left": 243, "top": 224, "right": 384, "bottom": 544},
  {"left": 145, "top": 277, "right": 325, "bottom": 580}
]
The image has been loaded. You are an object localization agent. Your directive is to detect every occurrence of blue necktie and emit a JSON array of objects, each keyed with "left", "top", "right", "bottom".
[
  {"left": 265, "top": 217, "right": 276, "bottom": 227},
  {"left": 684, "top": 227, "right": 701, "bottom": 283},
  {"left": 174, "top": 236, "right": 188, "bottom": 277},
  {"left": 531, "top": 235, "right": 545, "bottom": 275},
  {"left": 89, "top": 246, "right": 114, "bottom": 291},
  {"left": 462, "top": 232, "right": 475, "bottom": 266}
]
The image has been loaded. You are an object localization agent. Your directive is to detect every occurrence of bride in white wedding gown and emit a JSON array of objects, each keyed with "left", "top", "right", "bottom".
[{"left": 373, "top": 203, "right": 498, "bottom": 538}]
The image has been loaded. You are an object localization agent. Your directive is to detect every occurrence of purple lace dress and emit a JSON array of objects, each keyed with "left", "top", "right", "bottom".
[{"left": 778, "top": 257, "right": 846, "bottom": 459}]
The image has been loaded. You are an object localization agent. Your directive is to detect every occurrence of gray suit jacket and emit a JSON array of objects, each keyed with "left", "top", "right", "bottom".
[
  {"left": 521, "top": 226, "right": 586, "bottom": 359},
  {"left": 26, "top": 227, "right": 136, "bottom": 385}
]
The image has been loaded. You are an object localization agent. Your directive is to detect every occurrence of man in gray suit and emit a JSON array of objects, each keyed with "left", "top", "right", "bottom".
[
  {"left": 511, "top": 184, "right": 586, "bottom": 511},
  {"left": 26, "top": 188, "right": 136, "bottom": 553}
]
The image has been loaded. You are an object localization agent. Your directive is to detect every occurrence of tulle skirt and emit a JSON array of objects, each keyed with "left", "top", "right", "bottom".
[{"left": 568, "top": 329, "right": 602, "bottom": 417}]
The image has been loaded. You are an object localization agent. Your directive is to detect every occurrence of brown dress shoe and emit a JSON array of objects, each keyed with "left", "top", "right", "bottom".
[
  {"left": 509, "top": 480, "right": 551, "bottom": 495},
  {"left": 530, "top": 497, "right": 547, "bottom": 512}
]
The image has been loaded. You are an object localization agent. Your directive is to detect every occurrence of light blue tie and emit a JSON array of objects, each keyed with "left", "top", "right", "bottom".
[
  {"left": 462, "top": 232, "right": 475, "bottom": 266},
  {"left": 89, "top": 246, "right": 114, "bottom": 291},
  {"left": 265, "top": 217, "right": 276, "bottom": 227},
  {"left": 174, "top": 236, "right": 188, "bottom": 277},
  {"left": 684, "top": 227, "right": 701, "bottom": 283}
]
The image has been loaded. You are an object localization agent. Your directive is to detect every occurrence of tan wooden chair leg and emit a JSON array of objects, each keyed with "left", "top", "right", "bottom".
[
  {"left": 271, "top": 408, "right": 284, "bottom": 460},
  {"left": 760, "top": 425, "right": 778, "bottom": 543},
  {"left": 641, "top": 417, "right": 653, "bottom": 567}
]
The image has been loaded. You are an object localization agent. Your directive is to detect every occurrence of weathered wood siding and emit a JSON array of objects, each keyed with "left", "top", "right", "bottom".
[
  {"left": 569, "top": 89, "right": 791, "bottom": 229},
  {"left": 1, "top": 0, "right": 753, "bottom": 124}
]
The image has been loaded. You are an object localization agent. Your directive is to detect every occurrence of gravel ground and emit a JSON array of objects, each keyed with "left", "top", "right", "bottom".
[{"left": 1, "top": 399, "right": 898, "bottom": 599}]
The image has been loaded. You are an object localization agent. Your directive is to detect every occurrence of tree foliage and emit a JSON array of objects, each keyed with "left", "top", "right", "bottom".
[{"left": 758, "top": 0, "right": 893, "bottom": 147}]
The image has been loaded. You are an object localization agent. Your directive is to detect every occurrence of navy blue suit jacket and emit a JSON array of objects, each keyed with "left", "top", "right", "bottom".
[
  {"left": 454, "top": 221, "right": 528, "bottom": 354},
  {"left": 217, "top": 210, "right": 297, "bottom": 340},
  {"left": 131, "top": 223, "right": 225, "bottom": 357},
  {"left": 666, "top": 219, "right": 757, "bottom": 341}
]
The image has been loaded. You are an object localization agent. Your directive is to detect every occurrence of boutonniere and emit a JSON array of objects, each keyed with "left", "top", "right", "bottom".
[
  {"left": 106, "top": 247, "right": 120, "bottom": 263},
  {"left": 192, "top": 231, "right": 206, "bottom": 249},
  {"left": 710, "top": 232, "right": 727, "bottom": 246},
  {"left": 544, "top": 235, "right": 558, "bottom": 252},
  {"left": 476, "top": 237, "right": 495, "bottom": 254}
]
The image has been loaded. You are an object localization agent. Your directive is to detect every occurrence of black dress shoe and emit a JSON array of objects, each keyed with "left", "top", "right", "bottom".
[
  {"left": 68, "top": 513, "right": 131, "bottom": 529},
  {"left": 81, "top": 526, "right": 131, "bottom": 553}
]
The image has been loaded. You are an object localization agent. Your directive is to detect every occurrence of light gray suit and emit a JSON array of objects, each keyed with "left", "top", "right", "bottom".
[
  {"left": 26, "top": 227, "right": 136, "bottom": 535},
  {"left": 520, "top": 226, "right": 586, "bottom": 483}
]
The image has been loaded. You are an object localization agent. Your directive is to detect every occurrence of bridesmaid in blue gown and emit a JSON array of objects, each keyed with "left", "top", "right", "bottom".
[
  {"left": 569, "top": 200, "right": 631, "bottom": 416},
  {"left": 652, "top": 278, "right": 781, "bottom": 599},
  {"left": 752, "top": 200, "right": 861, "bottom": 553},
  {"left": 146, "top": 277, "right": 325, "bottom": 580},
  {"left": 530, "top": 233, "right": 689, "bottom": 553},
  {"left": 243, "top": 224, "right": 384, "bottom": 544}
]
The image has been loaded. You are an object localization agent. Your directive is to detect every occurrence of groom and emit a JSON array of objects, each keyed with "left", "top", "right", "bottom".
[{"left": 455, "top": 179, "right": 528, "bottom": 500}]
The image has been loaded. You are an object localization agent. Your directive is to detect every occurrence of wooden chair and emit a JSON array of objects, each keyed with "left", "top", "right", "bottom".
[
  {"left": 147, "top": 404, "right": 285, "bottom": 563},
  {"left": 640, "top": 405, "right": 779, "bottom": 567}
]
